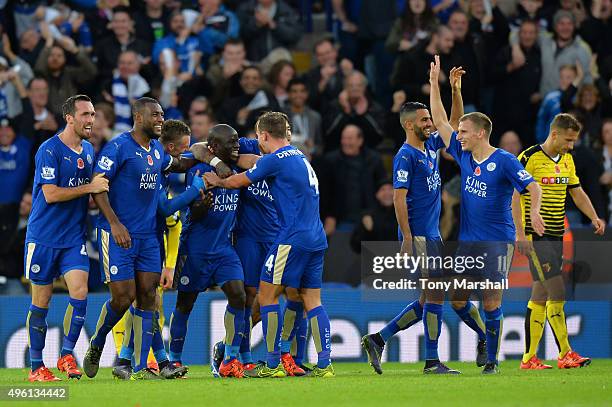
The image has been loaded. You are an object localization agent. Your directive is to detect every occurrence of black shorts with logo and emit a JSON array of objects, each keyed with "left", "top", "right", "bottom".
[{"left": 527, "top": 235, "right": 563, "bottom": 282}]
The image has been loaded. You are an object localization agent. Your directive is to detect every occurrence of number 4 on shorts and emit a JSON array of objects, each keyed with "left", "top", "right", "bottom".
[{"left": 265, "top": 254, "right": 275, "bottom": 272}]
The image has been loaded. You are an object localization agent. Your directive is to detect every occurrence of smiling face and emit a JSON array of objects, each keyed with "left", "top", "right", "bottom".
[
  {"left": 315, "top": 40, "right": 338, "bottom": 67},
  {"left": 212, "top": 128, "right": 240, "bottom": 163},
  {"left": 240, "top": 68, "right": 262, "bottom": 95},
  {"left": 456, "top": 119, "right": 485, "bottom": 151},
  {"left": 68, "top": 100, "right": 96, "bottom": 140},
  {"left": 411, "top": 109, "right": 433, "bottom": 141},
  {"left": 139, "top": 103, "right": 164, "bottom": 139}
]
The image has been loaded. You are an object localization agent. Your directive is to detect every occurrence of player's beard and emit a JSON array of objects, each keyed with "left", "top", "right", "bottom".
[
  {"left": 144, "top": 124, "right": 161, "bottom": 140},
  {"left": 76, "top": 122, "right": 92, "bottom": 140},
  {"left": 415, "top": 126, "right": 429, "bottom": 142}
]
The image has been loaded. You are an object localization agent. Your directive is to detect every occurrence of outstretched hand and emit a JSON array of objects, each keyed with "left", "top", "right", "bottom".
[
  {"left": 429, "top": 55, "right": 441, "bottom": 85},
  {"left": 450, "top": 66, "right": 465, "bottom": 91}
]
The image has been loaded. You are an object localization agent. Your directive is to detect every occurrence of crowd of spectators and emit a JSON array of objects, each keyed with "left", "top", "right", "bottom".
[{"left": 1, "top": 0, "right": 611, "bottom": 291}]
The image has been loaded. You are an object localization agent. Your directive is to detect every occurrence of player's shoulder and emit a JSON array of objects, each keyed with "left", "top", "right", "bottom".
[
  {"left": 394, "top": 143, "right": 414, "bottom": 160},
  {"left": 191, "top": 161, "right": 213, "bottom": 173},
  {"left": 36, "top": 135, "right": 61, "bottom": 156},
  {"left": 517, "top": 144, "right": 542, "bottom": 163},
  {"left": 496, "top": 148, "right": 521, "bottom": 164},
  {"left": 239, "top": 137, "right": 260, "bottom": 154}
]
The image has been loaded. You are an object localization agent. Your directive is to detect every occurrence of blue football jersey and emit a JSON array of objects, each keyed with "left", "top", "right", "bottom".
[
  {"left": 181, "top": 162, "right": 240, "bottom": 255},
  {"left": 26, "top": 135, "right": 95, "bottom": 248},
  {"left": 235, "top": 137, "right": 280, "bottom": 242},
  {"left": 245, "top": 145, "right": 327, "bottom": 251},
  {"left": 446, "top": 132, "right": 534, "bottom": 242},
  {"left": 94, "top": 132, "right": 172, "bottom": 237},
  {"left": 393, "top": 132, "right": 445, "bottom": 239}
]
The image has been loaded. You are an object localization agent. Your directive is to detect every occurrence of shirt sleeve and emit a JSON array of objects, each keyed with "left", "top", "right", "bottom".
[
  {"left": 162, "top": 149, "right": 173, "bottom": 171},
  {"left": 94, "top": 141, "right": 121, "bottom": 181},
  {"left": 567, "top": 154, "right": 580, "bottom": 188},
  {"left": 35, "top": 146, "right": 60, "bottom": 186},
  {"left": 445, "top": 131, "right": 463, "bottom": 161},
  {"left": 503, "top": 153, "right": 534, "bottom": 193},
  {"left": 245, "top": 153, "right": 279, "bottom": 183},
  {"left": 239, "top": 137, "right": 260, "bottom": 155},
  {"left": 393, "top": 152, "right": 412, "bottom": 190},
  {"left": 428, "top": 131, "right": 446, "bottom": 151}
]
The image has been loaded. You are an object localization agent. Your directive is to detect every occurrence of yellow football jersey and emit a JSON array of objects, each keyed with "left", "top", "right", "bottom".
[{"left": 518, "top": 145, "right": 580, "bottom": 237}]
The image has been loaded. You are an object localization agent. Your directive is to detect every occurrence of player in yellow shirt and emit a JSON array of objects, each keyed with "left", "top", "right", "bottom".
[{"left": 513, "top": 113, "right": 605, "bottom": 369}]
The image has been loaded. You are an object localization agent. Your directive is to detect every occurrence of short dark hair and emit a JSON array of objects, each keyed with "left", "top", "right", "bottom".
[
  {"left": 460, "top": 112, "right": 493, "bottom": 138},
  {"left": 288, "top": 77, "right": 308, "bottom": 91},
  {"left": 550, "top": 113, "right": 581, "bottom": 133},
  {"left": 208, "top": 124, "right": 238, "bottom": 145},
  {"left": 224, "top": 38, "right": 244, "bottom": 48},
  {"left": 242, "top": 65, "right": 262, "bottom": 78},
  {"left": 112, "top": 6, "right": 131, "bottom": 17},
  {"left": 27, "top": 76, "right": 47, "bottom": 89},
  {"left": 399, "top": 102, "right": 429, "bottom": 128},
  {"left": 161, "top": 120, "right": 191, "bottom": 145},
  {"left": 313, "top": 36, "right": 335, "bottom": 53},
  {"left": 256, "top": 111, "right": 289, "bottom": 139},
  {"left": 62, "top": 94, "right": 91, "bottom": 118},
  {"left": 132, "top": 97, "right": 160, "bottom": 118}
]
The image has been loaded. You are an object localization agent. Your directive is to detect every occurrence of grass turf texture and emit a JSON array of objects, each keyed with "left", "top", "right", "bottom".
[{"left": 0, "top": 361, "right": 610, "bottom": 407}]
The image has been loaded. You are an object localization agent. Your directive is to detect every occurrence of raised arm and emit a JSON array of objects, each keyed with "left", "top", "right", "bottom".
[
  {"left": 568, "top": 187, "right": 606, "bottom": 235},
  {"left": 429, "top": 55, "right": 454, "bottom": 147},
  {"left": 449, "top": 66, "right": 465, "bottom": 131}
]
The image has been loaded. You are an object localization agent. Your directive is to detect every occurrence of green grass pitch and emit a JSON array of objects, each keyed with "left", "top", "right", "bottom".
[{"left": 0, "top": 361, "right": 610, "bottom": 407}]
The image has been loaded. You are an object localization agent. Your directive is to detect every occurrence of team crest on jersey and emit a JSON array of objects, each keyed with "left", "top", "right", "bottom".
[
  {"left": 396, "top": 169, "right": 409, "bottom": 183},
  {"left": 110, "top": 265, "right": 118, "bottom": 275},
  {"left": 555, "top": 165, "right": 560, "bottom": 174},
  {"left": 31, "top": 264, "right": 40, "bottom": 273},
  {"left": 517, "top": 169, "right": 532, "bottom": 181},
  {"left": 98, "top": 156, "right": 114, "bottom": 171},
  {"left": 542, "top": 263, "right": 551, "bottom": 273},
  {"left": 429, "top": 150, "right": 436, "bottom": 159},
  {"left": 154, "top": 149, "right": 160, "bottom": 160},
  {"left": 147, "top": 155, "right": 153, "bottom": 166},
  {"left": 77, "top": 158, "right": 85, "bottom": 169},
  {"left": 474, "top": 166, "right": 481, "bottom": 176},
  {"left": 180, "top": 276, "right": 190, "bottom": 285},
  {"left": 41, "top": 166, "right": 55, "bottom": 180},
  {"left": 86, "top": 154, "right": 92, "bottom": 164},
  {"left": 487, "top": 162, "right": 496, "bottom": 171}
]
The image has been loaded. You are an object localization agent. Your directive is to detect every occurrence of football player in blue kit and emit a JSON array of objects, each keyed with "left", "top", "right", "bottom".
[
  {"left": 168, "top": 124, "right": 248, "bottom": 378},
  {"left": 24, "top": 95, "right": 108, "bottom": 382},
  {"left": 111, "top": 120, "right": 206, "bottom": 380},
  {"left": 210, "top": 134, "right": 309, "bottom": 377},
  {"left": 429, "top": 55, "right": 546, "bottom": 374},
  {"left": 83, "top": 98, "right": 225, "bottom": 380},
  {"left": 204, "top": 112, "right": 334, "bottom": 378}
]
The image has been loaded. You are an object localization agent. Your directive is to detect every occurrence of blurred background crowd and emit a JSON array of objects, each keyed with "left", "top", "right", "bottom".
[{"left": 0, "top": 0, "right": 611, "bottom": 292}]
